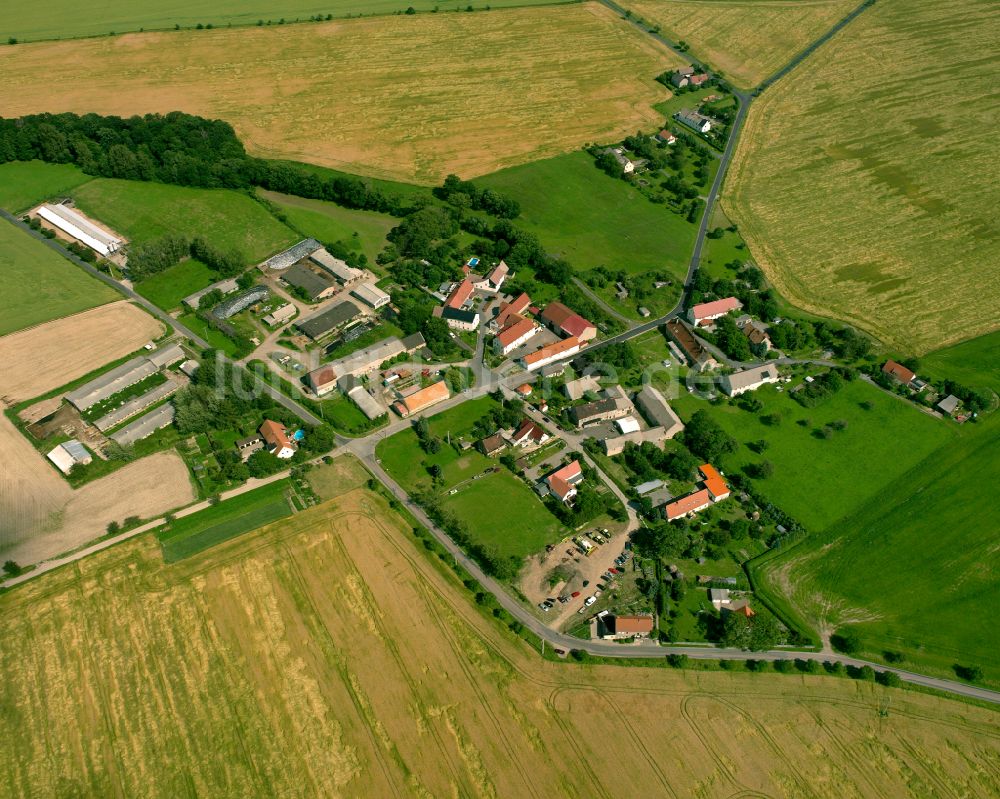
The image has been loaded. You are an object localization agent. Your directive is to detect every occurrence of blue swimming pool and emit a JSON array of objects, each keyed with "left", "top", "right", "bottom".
[{"left": 293, "top": 429, "right": 305, "bottom": 441}]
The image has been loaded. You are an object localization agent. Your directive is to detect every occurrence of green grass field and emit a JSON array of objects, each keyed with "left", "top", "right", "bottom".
[
  {"left": 752, "top": 333, "right": 1000, "bottom": 683},
  {"left": 259, "top": 189, "right": 396, "bottom": 262},
  {"left": 376, "top": 397, "right": 566, "bottom": 559},
  {"left": 157, "top": 479, "right": 293, "bottom": 562},
  {"left": 177, "top": 312, "right": 241, "bottom": 356},
  {"left": 477, "top": 150, "right": 697, "bottom": 279},
  {"left": 134, "top": 259, "right": 215, "bottom": 310},
  {"left": 0, "top": 218, "right": 119, "bottom": 335},
  {"left": 3, "top": 0, "right": 576, "bottom": 41},
  {"left": 672, "top": 378, "right": 954, "bottom": 532},
  {"left": 71, "top": 179, "right": 298, "bottom": 260},
  {"left": 0, "top": 161, "right": 93, "bottom": 213}
]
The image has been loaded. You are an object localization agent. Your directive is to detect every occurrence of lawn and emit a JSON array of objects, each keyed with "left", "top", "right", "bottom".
[
  {"left": 133, "top": 259, "right": 215, "bottom": 310},
  {"left": 628, "top": 0, "right": 857, "bottom": 89},
  {"left": 177, "top": 312, "right": 241, "bottom": 356},
  {"left": 0, "top": 218, "right": 119, "bottom": 335},
  {"left": 322, "top": 321, "right": 405, "bottom": 362},
  {"left": 376, "top": 396, "right": 567, "bottom": 559},
  {"left": 71, "top": 179, "right": 298, "bottom": 260},
  {"left": 442, "top": 470, "right": 566, "bottom": 559},
  {"left": 478, "top": 150, "right": 697, "bottom": 279},
  {"left": 671, "top": 378, "right": 955, "bottom": 532},
  {"left": 259, "top": 190, "right": 396, "bottom": 262},
  {"left": 751, "top": 332, "right": 1000, "bottom": 684},
  {"left": 724, "top": 0, "right": 1000, "bottom": 354},
  {"left": 0, "top": 4, "right": 681, "bottom": 182},
  {"left": 3, "top": 0, "right": 579, "bottom": 41},
  {"left": 156, "top": 479, "right": 293, "bottom": 562},
  {"left": 0, "top": 161, "right": 93, "bottom": 213}
]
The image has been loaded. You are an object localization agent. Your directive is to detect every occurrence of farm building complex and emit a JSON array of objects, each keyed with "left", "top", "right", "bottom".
[{"left": 35, "top": 203, "right": 123, "bottom": 256}]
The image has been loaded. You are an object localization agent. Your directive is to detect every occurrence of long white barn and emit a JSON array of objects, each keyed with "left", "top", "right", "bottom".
[{"left": 36, "top": 204, "right": 123, "bottom": 256}]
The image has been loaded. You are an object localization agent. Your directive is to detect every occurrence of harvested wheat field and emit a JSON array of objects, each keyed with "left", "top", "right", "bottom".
[
  {"left": 0, "top": 301, "right": 163, "bottom": 403},
  {"left": 0, "top": 302, "right": 193, "bottom": 561},
  {"left": 724, "top": 0, "right": 1000, "bottom": 353},
  {"left": 629, "top": 0, "right": 856, "bottom": 88},
  {"left": 0, "top": 4, "right": 682, "bottom": 183},
  {"left": 2, "top": 469, "right": 997, "bottom": 797}
]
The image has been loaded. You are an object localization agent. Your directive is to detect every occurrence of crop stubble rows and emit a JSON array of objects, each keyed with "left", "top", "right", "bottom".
[
  {"left": 723, "top": 0, "right": 1000, "bottom": 353},
  {"left": 1, "top": 485, "right": 998, "bottom": 797},
  {"left": 0, "top": 4, "right": 682, "bottom": 183}
]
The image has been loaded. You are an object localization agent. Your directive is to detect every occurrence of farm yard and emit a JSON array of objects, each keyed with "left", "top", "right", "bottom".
[
  {"left": 0, "top": 4, "right": 683, "bottom": 183},
  {"left": 72, "top": 179, "right": 299, "bottom": 262},
  {"left": 1, "top": 482, "right": 998, "bottom": 797},
  {"left": 723, "top": 0, "right": 1000, "bottom": 354},
  {"left": 0, "top": 218, "right": 119, "bottom": 336},
  {"left": 753, "top": 334, "right": 1000, "bottom": 685},
  {"left": 0, "top": 301, "right": 194, "bottom": 563},
  {"left": 626, "top": 0, "right": 857, "bottom": 88}
]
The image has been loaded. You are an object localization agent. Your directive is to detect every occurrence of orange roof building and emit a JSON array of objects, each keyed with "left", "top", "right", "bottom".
[
  {"left": 664, "top": 489, "right": 712, "bottom": 521},
  {"left": 610, "top": 615, "right": 655, "bottom": 635},
  {"left": 882, "top": 359, "right": 916, "bottom": 386},
  {"left": 494, "top": 292, "right": 531, "bottom": 329},
  {"left": 546, "top": 460, "right": 583, "bottom": 502},
  {"left": 520, "top": 336, "right": 580, "bottom": 371},
  {"left": 259, "top": 419, "right": 296, "bottom": 459},
  {"left": 699, "top": 463, "right": 730, "bottom": 501},
  {"left": 445, "top": 279, "right": 474, "bottom": 310},
  {"left": 541, "top": 302, "right": 597, "bottom": 342},
  {"left": 393, "top": 380, "right": 450, "bottom": 417},
  {"left": 494, "top": 316, "right": 538, "bottom": 355},
  {"left": 688, "top": 297, "right": 742, "bottom": 325}
]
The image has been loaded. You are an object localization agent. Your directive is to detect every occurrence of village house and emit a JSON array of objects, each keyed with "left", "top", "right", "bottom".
[
  {"left": 304, "top": 365, "right": 338, "bottom": 397},
  {"left": 937, "top": 394, "right": 960, "bottom": 416},
  {"left": 491, "top": 292, "right": 532, "bottom": 331},
  {"left": 666, "top": 319, "right": 718, "bottom": 370},
  {"left": 699, "top": 463, "right": 730, "bottom": 501},
  {"left": 689, "top": 297, "right": 742, "bottom": 326},
  {"left": 882, "top": 360, "right": 916, "bottom": 387},
  {"left": 494, "top": 316, "right": 539, "bottom": 355},
  {"left": 601, "top": 614, "right": 655, "bottom": 640},
  {"left": 392, "top": 380, "right": 450, "bottom": 418},
  {"left": 510, "top": 419, "right": 550, "bottom": 448},
  {"left": 719, "top": 364, "right": 780, "bottom": 397},
  {"left": 259, "top": 419, "right": 296, "bottom": 459},
  {"left": 436, "top": 305, "right": 480, "bottom": 331},
  {"left": 540, "top": 302, "right": 597, "bottom": 342},
  {"left": 635, "top": 384, "right": 684, "bottom": 439},
  {"left": 674, "top": 109, "right": 714, "bottom": 134},
  {"left": 664, "top": 489, "right": 712, "bottom": 521},
  {"left": 520, "top": 337, "right": 581, "bottom": 371},
  {"left": 564, "top": 375, "right": 601, "bottom": 401},
  {"left": 655, "top": 130, "right": 677, "bottom": 145},
  {"left": 479, "top": 433, "right": 507, "bottom": 457},
  {"left": 568, "top": 393, "right": 633, "bottom": 428},
  {"left": 739, "top": 319, "right": 772, "bottom": 352},
  {"left": 544, "top": 460, "right": 584, "bottom": 503}
]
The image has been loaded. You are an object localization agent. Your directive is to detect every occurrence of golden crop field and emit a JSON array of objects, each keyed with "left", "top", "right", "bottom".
[
  {"left": 627, "top": 0, "right": 857, "bottom": 88},
  {"left": 2, "top": 457, "right": 998, "bottom": 798},
  {"left": 723, "top": 0, "right": 1000, "bottom": 354},
  {"left": 0, "top": 4, "right": 682, "bottom": 184}
]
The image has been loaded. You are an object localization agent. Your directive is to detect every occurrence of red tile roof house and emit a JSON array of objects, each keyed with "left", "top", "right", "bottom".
[
  {"left": 485, "top": 261, "right": 509, "bottom": 292},
  {"left": 699, "top": 463, "right": 730, "bottom": 502},
  {"left": 494, "top": 316, "right": 539, "bottom": 356},
  {"left": 444, "top": 278, "right": 475, "bottom": 310},
  {"left": 510, "top": 419, "right": 549, "bottom": 448},
  {"left": 664, "top": 488, "right": 712, "bottom": 521},
  {"left": 491, "top": 292, "right": 532, "bottom": 331},
  {"left": 540, "top": 302, "right": 597, "bottom": 342},
  {"left": 259, "top": 419, "right": 297, "bottom": 459},
  {"left": 688, "top": 297, "right": 742, "bottom": 326},
  {"left": 882, "top": 360, "right": 916, "bottom": 386},
  {"left": 545, "top": 460, "right": 584, "bottom": 503}
]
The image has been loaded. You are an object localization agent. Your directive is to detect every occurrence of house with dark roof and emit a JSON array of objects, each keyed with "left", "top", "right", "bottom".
[
  {"left": 295, "top": 300, "right": 363, "bottom": 341},
  {"left": 568, "top": 395, "right": 633, "bottom": 428},
  {"left": 282, "top": 263, "right": 338, "bottom": 301},
  {"left": 665, "top": 319, "right": 718, "bottom": 369},
  {"left": 479, "top": 433, "right": 507, "bottom": 457},
  {"left": 435, "top": 305, "right": 479, "bottom": 331},
  {"left": 937, "top": 394, "right": 960, "bottom": 416},
  {"left": 674, "top": 109, "right": 714, "bottom": 134}
]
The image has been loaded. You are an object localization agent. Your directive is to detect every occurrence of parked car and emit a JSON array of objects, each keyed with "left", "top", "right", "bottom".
[
  {"left": 584, "top": 596, "right": 597, "bottom": 607},
  {"left": 571, "top": 591, "right": 581, "bottom": 598}
]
